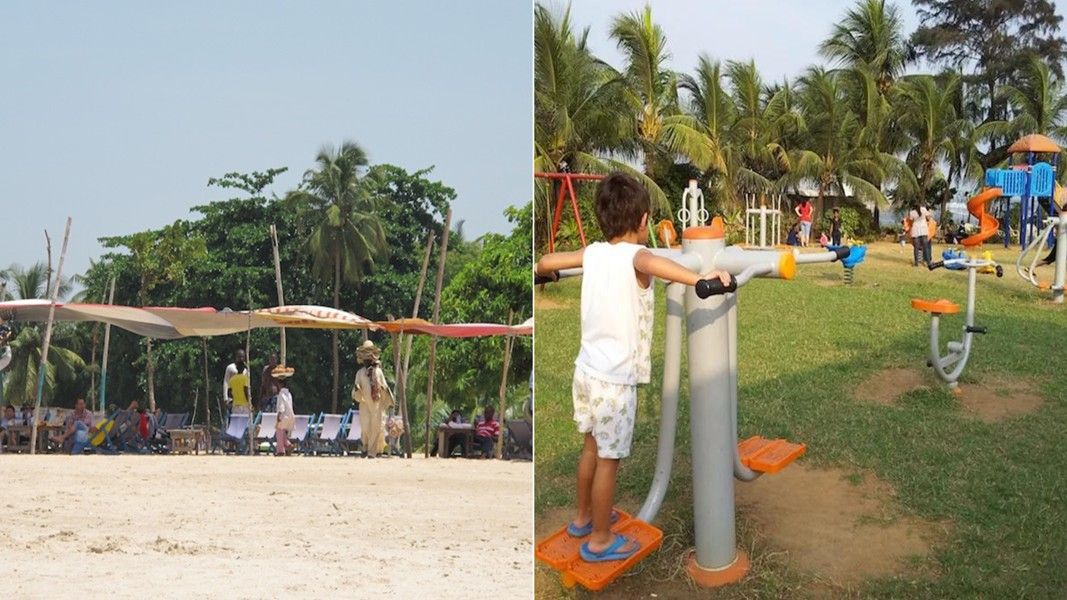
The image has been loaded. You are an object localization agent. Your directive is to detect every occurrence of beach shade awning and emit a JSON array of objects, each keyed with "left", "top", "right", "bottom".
[
  {"left": 0, "top": 300, "right": 528, "bottom": 338},
  {"left": 376, "top": 317, "right": 532, "bottom": 338},
  {"left": 0, "top": 301, "right": 376, "bottom": 339}
]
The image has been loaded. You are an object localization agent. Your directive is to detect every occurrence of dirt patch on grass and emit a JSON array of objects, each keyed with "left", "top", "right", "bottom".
[
  {"left": 958, "top": 377, "right": 1044, "bottom": 423},
  {"left": 737, "top": 465, "right": 947, "bottom": 586},
  {"left": 855, "top": 367, "right": 930, "bottom": 405},
  {"left": 535, "top": 295, "right": 570, "bottom": 310}
]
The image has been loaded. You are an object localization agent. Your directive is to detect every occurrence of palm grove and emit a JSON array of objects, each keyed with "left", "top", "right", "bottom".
[
  {"left": 534, "top": 0, "right": 1067, "bottom": 248},
  {"left": 1, "top": 142, "right": 532, "bottom": 448}
]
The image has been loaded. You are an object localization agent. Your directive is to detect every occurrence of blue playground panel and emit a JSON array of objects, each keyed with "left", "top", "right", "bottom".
[
  {"left": 827, "top": 245, "right": 866, "bottom": 269},
  {"left": 984, "top": 169, "right": 1028, "bottom": 196},
  {"left": 1030, "top": 162, "right": 1055, "bottom": 196},
  {"left": 942, "top": 249, "right": 967, "bottom": 270}
]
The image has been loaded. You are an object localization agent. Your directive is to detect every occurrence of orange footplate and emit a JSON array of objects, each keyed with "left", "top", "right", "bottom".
[
  {"left": 535, "top": 508, "right": 664, "bottom": 592},
  {"left": 738, "top": 436, "right": 806, "bottom": 474}
]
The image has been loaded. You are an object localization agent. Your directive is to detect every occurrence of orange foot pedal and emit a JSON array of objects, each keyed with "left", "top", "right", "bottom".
[
  {"left": 738, "top": 436, "right": 806, "bottom": 474},
  {"left": 535, "top": 508, "right": 664, "bottom": 592}
]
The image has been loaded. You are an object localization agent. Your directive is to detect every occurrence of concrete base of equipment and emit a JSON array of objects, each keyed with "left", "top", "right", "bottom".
[{"left": 686, "top": 548, "right": 750, "bottom": 587}]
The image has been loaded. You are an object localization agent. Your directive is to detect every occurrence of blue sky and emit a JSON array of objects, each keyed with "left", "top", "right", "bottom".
[{"left": 0, "top": 1, "right": 532, "bottom": 282}]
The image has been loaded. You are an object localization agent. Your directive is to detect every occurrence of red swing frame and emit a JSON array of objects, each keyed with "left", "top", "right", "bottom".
[{"left": 535, "top": 172, "right": 605, "bottom": 252}]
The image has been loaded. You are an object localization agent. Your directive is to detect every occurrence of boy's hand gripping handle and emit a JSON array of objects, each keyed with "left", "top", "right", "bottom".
[{"left": 695, "top": 276, "right": 737, "bottom": 298}]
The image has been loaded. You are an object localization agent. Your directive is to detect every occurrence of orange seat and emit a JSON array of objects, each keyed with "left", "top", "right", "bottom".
[
  {"left": 737, "top": 436, "right": 806, "bottom": 474},
  {"left": 910, "top": 298, "right": 960, "bottom": 314},
  {"left": 535, "top": 508, "right": 664, "bottom": 592},
  {"left": 1038, "top": 281, "right": 1051, "bottom": 290}
]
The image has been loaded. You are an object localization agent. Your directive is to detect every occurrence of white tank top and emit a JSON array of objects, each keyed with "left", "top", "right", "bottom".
[{"left": 575, "top": 242, "right": 654, "bottom": 385}]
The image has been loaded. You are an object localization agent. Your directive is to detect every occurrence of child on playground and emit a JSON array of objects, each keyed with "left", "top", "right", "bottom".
[{"left": 534, "top": 172, "right": 731, "bottom": 563}]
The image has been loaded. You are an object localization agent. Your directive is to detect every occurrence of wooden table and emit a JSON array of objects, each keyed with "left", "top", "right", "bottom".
[
  {"left": 169, "top": 427, "right": 206, "bottom": 455},
  {"left": 437, "top": 424, "right": 474, "bottom": 458},
  {"left": 2, "top": 425, "right": 31, "bottom": 453}
]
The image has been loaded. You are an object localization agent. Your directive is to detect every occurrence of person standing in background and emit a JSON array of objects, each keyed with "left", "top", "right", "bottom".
[
  {"left": 795, "top": 198, "right": 814, "bottom": 247},
  {"left": 259, "top": 352, "right": 281, "bottom": 412},
  {"left": 352, "top": 340, "right": 394, "bottom": 458},
  {"left": 909, "top": 203, "right": 932, "bottom": 266}
]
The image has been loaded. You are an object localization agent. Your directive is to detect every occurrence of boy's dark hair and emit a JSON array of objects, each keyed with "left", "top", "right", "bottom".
[
  {"left": 594, "top": 172, "right": 650, "bottom": 240},
  {"left": 485, "top": 406, "right": 495, "bottom": 419},
  {"left": 832, "top": 208, "right": 839, "bottom": 213},
  {"left": 4, "top": 404, "right": 13, "bottom": 411}
]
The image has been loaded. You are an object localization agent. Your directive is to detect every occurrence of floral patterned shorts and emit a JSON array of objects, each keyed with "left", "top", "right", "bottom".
[{"left": 572, "top": 368, "right": 637, "bottom": 459}]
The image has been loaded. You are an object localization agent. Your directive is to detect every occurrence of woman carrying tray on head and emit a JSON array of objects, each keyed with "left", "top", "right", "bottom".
[
  {"left": 272, "top": 365, "right": 296, "bottom": 456},
  {"left": 352, "top": 340, "right": 394, "bottom": 458}
]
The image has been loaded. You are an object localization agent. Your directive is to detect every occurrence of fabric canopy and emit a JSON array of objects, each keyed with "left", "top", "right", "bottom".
[{"left": 0, "top": 300, "right": 531, "bottom": 339}]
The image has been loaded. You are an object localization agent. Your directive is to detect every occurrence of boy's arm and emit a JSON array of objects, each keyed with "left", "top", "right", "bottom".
[
  {"left": 535, "top": 249, "right": 585, "bottom": 280},
  {"left": 633, "top": 249, "right": 731, "bottom": 287}
]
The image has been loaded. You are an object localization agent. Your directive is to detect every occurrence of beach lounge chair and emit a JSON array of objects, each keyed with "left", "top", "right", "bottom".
[
  {"left": 289, "top": 415, "right": 311, "bottom": 453},
  {"left": 504, "top": 419, "right": 532, "bottom": 461},
  {"left": 310, "top": 413, "right": 345, "bottom": 455},
  {"left": 150, "top": 412, "right": 187, "bottom": 453},
  {"left": 341, "top": 410, "right": 363, "bottom": 455},
  {"left": 220, "top": 413, "right": 251, "bottom": 454},
  {"left": 255, "top": 412, "right": 278, "bottom": 454}
]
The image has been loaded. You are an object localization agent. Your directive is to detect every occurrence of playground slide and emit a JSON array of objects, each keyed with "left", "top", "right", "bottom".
[{"left": 960, "top": 187, "right": 1003, "bottom": 247}]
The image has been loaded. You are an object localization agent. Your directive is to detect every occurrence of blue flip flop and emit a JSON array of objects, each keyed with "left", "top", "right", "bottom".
[
  {"left": 579, "top": 534, "right": 641, "bottom": 563},
  {"left": 566, "top": 509, "right": 621, "bottom": 537}
]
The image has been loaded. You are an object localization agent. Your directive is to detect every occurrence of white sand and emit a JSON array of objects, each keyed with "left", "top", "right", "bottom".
[{"left": 0, "top": 455, "right": 532, "bottom": 598}]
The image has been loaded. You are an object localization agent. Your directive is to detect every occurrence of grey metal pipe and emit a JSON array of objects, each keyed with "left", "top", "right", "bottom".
[
  {"left": 685, "top": 235, "right": 740, "bottom": 571},
  {"left": 1054, "top": 212, "right": 1066, "bottom": 303},
  {"left": 637, "top": 281, "right": 685, "bottom": 522},
  {"left": 793, "top": 250, "right": 840, "bottom": 264},
  {"left": 726, "top": 291, "right": 761, "bottom": 482}
]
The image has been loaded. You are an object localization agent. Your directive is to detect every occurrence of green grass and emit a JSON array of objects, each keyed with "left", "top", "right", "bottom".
[{"left": 535, "top": 241, "right": 1067, "bottom": 599}]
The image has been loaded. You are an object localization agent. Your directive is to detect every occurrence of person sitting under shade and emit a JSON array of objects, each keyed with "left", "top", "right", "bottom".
[
  {"left": 50, "top": 398, "right": 97, "bottom": 454},
  {"left": 474, "top": 406, "right": 500, "bottom": 459}
]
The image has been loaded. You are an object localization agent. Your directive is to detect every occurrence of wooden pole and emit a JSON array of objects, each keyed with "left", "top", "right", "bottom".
[
  {"left": 423, "top": 208, "right": 451, "bottom": 457},
  {"left": 202, "top": 338, "right": 211, "bottom": 431},
  {"left": 98, "top": 277, "right": 116, "bottom": 413},
  {"left": 30, "top": 217, "right": 71, "bottom": 455},
  {"left": 246, "top": 296, "right": 254, "bottom": 456},
  {"left": 390, "top": 330, "right": 410, "bottom": 458},
  {"left": 400, "top": 232, "right": 434, "bottom": 457},
  {"left": 269, "top": 224, "right": 286, "bottom": 363},
  {"left": 495, "top": 310, "right": 516, "bottom": 459}
]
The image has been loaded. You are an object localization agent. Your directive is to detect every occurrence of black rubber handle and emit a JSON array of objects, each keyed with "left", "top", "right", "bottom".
[
  {"left": 965, "top": 325, "right": 987, "bottom": 335},
  {"left": 534, "top": 271, "right": 559, "bottom": 285},
  {"left": 995, "top": 265, "right": 1004, "bottom": 278},
  {"left": 695, "top": 276, "right": 737, "bottom": 299},
  {"left": 831, "top": 246, "right": 851, "bottom": 262},
  {"left": 928, "top": 261, "right": 944, "bottom": 271}
]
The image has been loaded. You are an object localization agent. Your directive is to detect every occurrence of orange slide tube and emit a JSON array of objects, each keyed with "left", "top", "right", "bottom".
[{"left": 960, "top": 187, "right": 1003, "bottom": 247}]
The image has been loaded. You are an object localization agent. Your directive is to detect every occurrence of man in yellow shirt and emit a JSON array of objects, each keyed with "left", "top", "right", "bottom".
[{"left": 228, "top": 360, "right": 252, "bottom": 415}]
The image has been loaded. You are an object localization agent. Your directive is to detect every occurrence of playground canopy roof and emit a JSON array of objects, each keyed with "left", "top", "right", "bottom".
[
  {"left": 0, "top": 300, "right": 532, "bottom": 339},
  {"left": 1007, "top": 134, "right": 1062, "bottom": 154}
]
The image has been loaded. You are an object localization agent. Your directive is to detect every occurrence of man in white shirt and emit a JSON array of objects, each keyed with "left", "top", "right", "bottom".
[
  {"left": 909, "top": 203, "right": 932, "bottom": 267},
  {"left": 221, "top": 349, "right": 244, "bottom": 412}
]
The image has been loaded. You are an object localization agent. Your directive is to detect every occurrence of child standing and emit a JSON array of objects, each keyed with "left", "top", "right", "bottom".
[
  {"left": 829, "top": 208, "right": 843, "bottom": 246},
  {"left": 535, "top": 172, "right": 730, "bottom": 563}
]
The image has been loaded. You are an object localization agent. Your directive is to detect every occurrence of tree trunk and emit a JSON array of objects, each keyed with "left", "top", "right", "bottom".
[
  {"left": 331, "top": 246, "right": 340, "bottom": 413},
  {"left": 146, "top": 338, "right": 156, "bottom": 411}
]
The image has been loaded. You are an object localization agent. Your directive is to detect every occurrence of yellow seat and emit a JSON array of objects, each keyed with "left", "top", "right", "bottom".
[{"left": 911, "top": 298, "right": 960, "bottom": 314}]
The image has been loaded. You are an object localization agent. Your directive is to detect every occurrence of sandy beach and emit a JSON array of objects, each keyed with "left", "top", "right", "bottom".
[{"left": 0, "top": 455, "right": 532, "bottom": 599}]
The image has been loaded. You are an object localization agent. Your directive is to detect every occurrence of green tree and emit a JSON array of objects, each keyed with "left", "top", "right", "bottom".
[
  {"left": 1, "top": 262, "right": 72, "bottom": 301},
  {"left": 100, "top": 222, "right": 207, "bottom": 410},
  {"left": 911, "top": 0, "right": 1067, "bottom": 127},
  {"left": 2, "top": 325, "right": 85, "bottom": 407},
  {"left": 998, "top": 56, "right": 1067, "bottom": 139},
  {"left": 286, "top": 142, "right": 388, "bottom": 412}
]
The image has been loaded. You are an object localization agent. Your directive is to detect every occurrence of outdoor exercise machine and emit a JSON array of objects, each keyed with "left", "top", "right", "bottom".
[
  {"left": 744, "top": 192, "right": 782, "bottom": 248},
  {"left": 676, "top": 179, "right": 707, "bottom": 231},
  {"left": 535, "top": 216, "right": 855, "bottom": 591},
  {"left": 536, "top": 172, "right": 605, "bottom": 253},
  {"left": 912, "top": 253, "right": 1003, "bottom": 392},
  {"left": 1015, "top": 197, "right": 1067, "bottom": 304}
]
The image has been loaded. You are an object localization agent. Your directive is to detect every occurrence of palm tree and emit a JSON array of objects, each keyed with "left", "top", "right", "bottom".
[
  {"left": 288, "top": 141, "right": 388, "bottom": 412},
  {"left": 819, "top": 0, "right": 910, "bottom": 95},
  {"left": 1, "top": 262, "right": 72, "bottom": 301},
  {"left": 0, "top": 264, "right": 83, "bottom": 406},
  {"left": 788, "top": 68, "right": 905, "bottom": 213},
  {"left": 893, "top": 74, "right": 964, "bottom": 211},
  {"left": 610, "top": 6, "right": 710, "bottom": 195},
  {"left": 2, "top": 325, "right": 85, "bottom": 407},
  {"left": 998, "top": 56, "right": 1067, "bottom": 141},
  {"left": 534, "top": 4, "right": 627, "bottom": 174}
]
